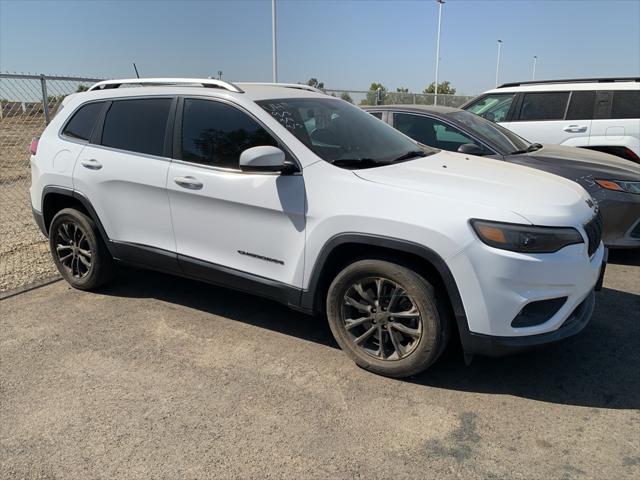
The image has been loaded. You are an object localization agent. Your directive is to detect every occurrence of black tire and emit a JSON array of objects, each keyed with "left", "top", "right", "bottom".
[
  {"left": 49, "top": 208, "right": 114, "bottom": 290},
  {"left": 326, "top": 259, "right": 448, "bottom": 378}
]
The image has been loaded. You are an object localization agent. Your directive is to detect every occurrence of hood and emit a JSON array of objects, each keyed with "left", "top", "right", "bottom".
[
  {"left": 509, "top": 144, "right": 640, "bottom": 181},
  {"left": 354, "top": 150, "right": 596, "bottom": 225}
]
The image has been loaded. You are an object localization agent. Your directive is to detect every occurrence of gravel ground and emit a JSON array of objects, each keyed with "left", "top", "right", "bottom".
[{"left": 1, "top": 250, "right": 639, "bottom": 479}]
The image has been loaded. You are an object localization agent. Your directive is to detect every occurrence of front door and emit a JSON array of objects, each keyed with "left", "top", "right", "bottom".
[{"left": 167, "top": 97, "right": 306, "bottom": 290}]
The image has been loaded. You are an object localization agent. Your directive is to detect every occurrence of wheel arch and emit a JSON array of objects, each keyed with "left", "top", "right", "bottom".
[
  {"left": 41, "top": 186, "right": 115, "bottom": 256},
  {"left": 302, "top": 234, "right": 468, "bottom": 338}
]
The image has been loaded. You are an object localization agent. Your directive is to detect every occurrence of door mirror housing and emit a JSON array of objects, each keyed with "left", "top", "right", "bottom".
[
  {"left": 239, "top": 146, "right": 296, "bottom": 174},
  {"left": 457, "top": 143, "right": 488, "bottom": 156}
]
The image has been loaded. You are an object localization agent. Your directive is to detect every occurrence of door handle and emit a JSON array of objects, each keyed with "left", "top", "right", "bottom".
[
  {"left": 80, "top": 159, "right": 102, "bottom": 170},
  {"left": 563, "top": 125, "right": 588, "bottom": 133},
  {"left": 174, "top": 176, "right": 203, "bottom": 190}
]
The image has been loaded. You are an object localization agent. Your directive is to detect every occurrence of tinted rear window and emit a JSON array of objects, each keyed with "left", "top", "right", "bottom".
[
  {"left": 62, "top": 102, "right": 104, "bottom": 141},
  {"left": 518, "top": 92, "right": 570, "bottom": 121},
  {"left": 566, "top": 91, "right": 595, "bottom": 120},
  {"left": 611, "top": 90, "right": 640, "bottom": 119},
  {"left": 101, "top": 98, "right": 172, "bottom": 156}
]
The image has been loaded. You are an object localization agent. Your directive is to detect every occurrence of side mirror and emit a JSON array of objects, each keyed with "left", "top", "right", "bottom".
[
  {"left": 239, "top": 146, "right": 296, "bottom": 174},
  {"left": 457, "top": 143, "right": 487, "bottom": 156}
]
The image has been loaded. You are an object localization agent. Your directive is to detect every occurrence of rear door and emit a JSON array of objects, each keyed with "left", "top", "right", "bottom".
[
  {"left": 73, "top": 96, "right": 177, "bottom": 259},
  {"left": 589, "top": 90, "right": 640, "bottom": 158},
  {"left": 507, "top": 91, "right": 592, "bottom": 147}
]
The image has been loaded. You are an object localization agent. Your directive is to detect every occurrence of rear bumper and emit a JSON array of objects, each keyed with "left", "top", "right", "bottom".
[
  {"left": 460, "top": 289, "right": 595, "bottom": 357},
  {"left": 32, "top": 206, "right": 47, "bottom": 236}
]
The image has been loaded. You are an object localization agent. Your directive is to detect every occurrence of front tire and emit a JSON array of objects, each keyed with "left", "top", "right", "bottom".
[
  {"left": 49, "top": 208, "right": 114, "bottom": 290},
  {"left": 326, "top": 259, "right": 448, "bottom": 378}
]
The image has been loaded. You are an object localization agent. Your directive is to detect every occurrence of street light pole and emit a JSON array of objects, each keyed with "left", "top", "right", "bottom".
[
  {"left": 434, "top": 0, "right": 445, "bottom": 106},
  {"left": 272, "top": 0, "right": 278, "bottom": 83},
  {"left": 495, "top": 39, "right": 502, "bottom": 88},
  {"left": 532, "top": 56, "right": 538, "bottom": 81}
]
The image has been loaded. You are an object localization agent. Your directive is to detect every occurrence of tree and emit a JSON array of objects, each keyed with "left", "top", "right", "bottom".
[
  {"left": 396, "top": 87, "right": 409, "bottom": 93},
  {"left": 306, "top": 78, "right": 325, "bottom": 90},
  {"left": 361, "top": 82, "right": 387, "bottom": 105},
  {"left": 340, "top": 91, "right": 353, "bottom": 104},
  {"left": 423, "top": 81, "right": 456, "bottom": 95},
  {"left": 76, "top": 84, "right": 89, "bottom": 92}
]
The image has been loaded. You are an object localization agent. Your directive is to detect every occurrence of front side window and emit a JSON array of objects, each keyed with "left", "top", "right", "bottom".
[
  {"left": 101, "top": 98, "right": 172, "bottom": 156},
  {"left": 611, "top": 90, "right": 640, "bottom": 119},
  {"left": 257, "top": 98, "right": 434, "bottom": 168},
  {"left": 62, "top": 102, "right": 104, "bottom": 141},
  {"left": 181, "top": 99, "right": 277, "bottom": 169},
  {"left": 369, "top": 111, "right": 383, "bottom": 119},
  {"left": 518, "top": 92, "right": 570, "bottom": 121},
  {"left": 465, "top": 93, "right": 515, "bottom": 122},
  {"left": 394, "top": 113, "right": 475, "bottom": 151}
]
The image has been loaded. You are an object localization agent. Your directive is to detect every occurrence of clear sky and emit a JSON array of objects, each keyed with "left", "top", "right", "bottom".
[{"left": 1, "top": 0, "right": 638, "bottom": 95}]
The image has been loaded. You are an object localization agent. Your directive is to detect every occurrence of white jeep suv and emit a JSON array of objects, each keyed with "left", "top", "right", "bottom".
[{"left": 30, "top": 78, "right": 606, "bottom": 377}]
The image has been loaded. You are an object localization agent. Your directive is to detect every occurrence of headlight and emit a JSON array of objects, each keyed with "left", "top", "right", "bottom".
[
  {"left": 470, "top": 219, "right": 583, "bottom": 253},
  {"left": 595, "top": 179, "right": 640, "bottom": 195}
]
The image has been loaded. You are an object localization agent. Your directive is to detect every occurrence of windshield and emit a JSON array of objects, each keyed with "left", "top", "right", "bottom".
[
  {"left": 256, "top": 98, "right": 436, "bottom": 168},
  {"left": 447, "top": 111, "right": 531, "bottom": 154}
]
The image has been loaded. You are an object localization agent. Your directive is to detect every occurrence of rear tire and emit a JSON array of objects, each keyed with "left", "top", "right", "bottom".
[
  {"left": 326, "top": 259, "right": 448, "bottom": 378},
  {"left": 49, "top": 208, "right": 114, "bottom": 290}
]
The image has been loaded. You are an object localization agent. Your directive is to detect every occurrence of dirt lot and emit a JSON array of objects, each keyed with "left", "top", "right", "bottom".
[{"left": 1, "top": 250, "right": 638, "bottom": 479}]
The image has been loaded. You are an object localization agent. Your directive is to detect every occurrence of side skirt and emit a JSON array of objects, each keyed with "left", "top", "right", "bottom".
[{"left": 110, "top": 240, "right": 305, "bottom": 311}]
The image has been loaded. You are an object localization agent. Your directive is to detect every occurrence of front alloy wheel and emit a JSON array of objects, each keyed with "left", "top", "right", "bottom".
[
  {"left": 342, "top": 277, "right": 423, "bottom": 360},
  {"left": 326, "top": 259, "right": 448, "bottom": 378}
]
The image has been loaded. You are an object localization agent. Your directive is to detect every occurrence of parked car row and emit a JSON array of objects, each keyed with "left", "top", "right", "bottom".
[
  {"left": 30, "top": 79, "right": 615, "bottom": 378},
  {"left": 364, "top": 104, "right": 640, "bottom": 248}
]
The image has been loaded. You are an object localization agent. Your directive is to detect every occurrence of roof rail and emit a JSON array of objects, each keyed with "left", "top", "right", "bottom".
[
  {"left": 238, "top": 82, "right": 325, "bottom": 94},
  {"left": 88, "top": 78, "right": 244, "bottom": 93},
  {"left": 498, "top": 77, "right": 640, "bottom": 88}
]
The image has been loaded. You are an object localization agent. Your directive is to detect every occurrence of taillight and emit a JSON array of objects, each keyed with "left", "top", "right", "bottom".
[{"left": 30, "top": 136, "right": 39, "bottom": 155}]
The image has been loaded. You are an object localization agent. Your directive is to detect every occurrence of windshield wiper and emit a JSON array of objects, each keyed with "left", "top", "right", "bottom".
[
  {"left": 390, "top": 150, "right": 428, "bottom": 163},
  {"left": 511, "top": 143, "right": 543, "bottom": 155}
]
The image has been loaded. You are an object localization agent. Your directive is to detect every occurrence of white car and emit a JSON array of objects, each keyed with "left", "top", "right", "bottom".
[
  {"left": 30, "top": 78, "right": 606, "bottom": 377},
  {"left": 462, "top": 78, "right": 640, "bottom": 163}
]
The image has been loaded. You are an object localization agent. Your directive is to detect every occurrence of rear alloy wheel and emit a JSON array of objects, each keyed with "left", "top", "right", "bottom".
[
  {"left": 327, "top": 259, "right": 448, "bottom": 378},
  {"left": 54, "top": 220, "right": 93, "bottom": 279},
  {"left": 49, "top": 208, "right": 114, "bottom": 290}
]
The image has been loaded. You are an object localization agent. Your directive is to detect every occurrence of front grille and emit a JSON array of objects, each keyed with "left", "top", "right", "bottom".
[{"left": 583, "top": 211, "right": 603, "bottom": 257}]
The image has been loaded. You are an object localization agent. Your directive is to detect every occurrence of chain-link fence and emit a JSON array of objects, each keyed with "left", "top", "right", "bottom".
[
  {"left": 0, "top": 73, "right": 102, "bottom": 292},
  {"left": 324, "top": 89, "right": 475, "bottom": 107}
]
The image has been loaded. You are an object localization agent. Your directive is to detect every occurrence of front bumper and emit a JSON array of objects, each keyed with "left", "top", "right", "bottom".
[
  {"left": 460, "top": 289, "right": 595, "bottom": 357},
  {"left": 447, "top": 226, "right": 605, "bottom": 358}
]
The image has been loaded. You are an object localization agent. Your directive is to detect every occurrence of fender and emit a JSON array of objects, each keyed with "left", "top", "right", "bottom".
[
  {"left": 41, "top": 185, "right": 116, "bottom": 257},
  {"left": 301, "top": 233, "right": 469, "bottom": 335}
]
